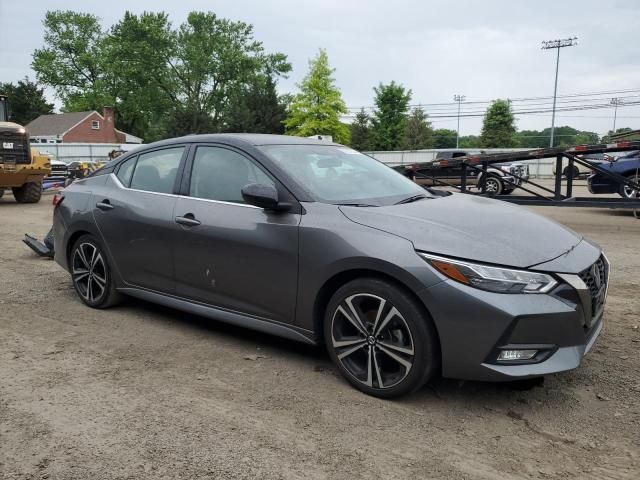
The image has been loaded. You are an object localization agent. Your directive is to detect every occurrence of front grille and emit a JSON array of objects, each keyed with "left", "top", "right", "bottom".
[
  {"left": 578, "top": 256, "right": 608, "bottom": 323},
  {"left": 0, "top": 131, "right": 30, "bottom": 164},
  {"left": 48, "top": 164, "right": 68, "bottom": 180}
]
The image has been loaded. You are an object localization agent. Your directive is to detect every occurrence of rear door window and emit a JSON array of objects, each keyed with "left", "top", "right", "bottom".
[{"left": 130, "top": 147, "right": 184, "bottom": 194}]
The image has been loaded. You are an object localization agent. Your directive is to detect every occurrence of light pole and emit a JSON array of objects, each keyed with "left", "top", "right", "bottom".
[
  {"left": 610, "top": 97, "right": 622, "bottom": 132},
  {"left": 541, "top": 37, "right": 578, "bottom": 147},
  {"left": 453, "top": 94, "right": 465, "bottom": 148}
]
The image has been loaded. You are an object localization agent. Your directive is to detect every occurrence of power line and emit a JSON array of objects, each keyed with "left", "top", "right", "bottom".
[{"left": 346, "top": 87, "right": 640, "bottom": 112}]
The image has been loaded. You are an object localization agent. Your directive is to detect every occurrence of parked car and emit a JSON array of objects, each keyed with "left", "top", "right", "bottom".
[
  {"left": 587, "top": 151, "right": 640, "bottom": 199},
  {"left": 397, "top": 150, "right": 530, "bottom": 196},
  {"left": 552, "top": 153, "right": 612, "bottom": 178},
  {"left": 53, "top": 134, "right": 608, "bottom": 398}
]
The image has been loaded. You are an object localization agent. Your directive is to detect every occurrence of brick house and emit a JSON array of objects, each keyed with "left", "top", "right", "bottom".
[{"left": 26, "top": 107, "right": 142, "bottom": 144}]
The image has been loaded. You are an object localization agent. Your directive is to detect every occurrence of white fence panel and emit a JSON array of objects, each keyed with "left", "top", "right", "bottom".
[{"left": 32, "top": 143, "right": 142, "bottom": 164}]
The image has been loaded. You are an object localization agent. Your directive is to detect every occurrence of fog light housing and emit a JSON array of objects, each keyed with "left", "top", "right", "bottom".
[{"left": 497, "top": 349, "right": 538, "bottom": 361}]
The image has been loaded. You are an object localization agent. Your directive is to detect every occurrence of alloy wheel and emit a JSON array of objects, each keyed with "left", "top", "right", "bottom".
[
  {"left": 622, "top": 174, "right": 639, "bottom": 199},
  {"left": 72, "top": 242, "right": 107, "bottom": 303},
  {"left": 330, "top": 293, "right": 415, "bottom": 389},
  {"left": 484, "top": 178, "right": 500, "bottom": 194}
]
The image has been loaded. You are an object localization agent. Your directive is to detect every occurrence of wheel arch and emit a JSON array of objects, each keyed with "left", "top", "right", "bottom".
[{"left": 312, "top": 268, "right": 442, "bottom": 354}]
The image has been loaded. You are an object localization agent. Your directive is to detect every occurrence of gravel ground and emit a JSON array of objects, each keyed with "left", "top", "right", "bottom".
[{"left": 0, "top": 190, "right": 639, "bottom": 480}]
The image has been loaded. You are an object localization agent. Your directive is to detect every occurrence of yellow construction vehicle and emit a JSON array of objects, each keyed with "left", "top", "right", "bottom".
[{"left": 0, "top": 95, "right": 51, "bottom": 203}]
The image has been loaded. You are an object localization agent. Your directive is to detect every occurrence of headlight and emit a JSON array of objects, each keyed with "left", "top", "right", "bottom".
[
  {"left": 418, "top": 253, "right": 558, "bottom": 294},
  {"left": 500, "top": 166, "right": 511, "bottom": 172}
]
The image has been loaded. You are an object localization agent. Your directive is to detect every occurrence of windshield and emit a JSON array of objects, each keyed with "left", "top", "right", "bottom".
[{"left": 259, "top": 144, "right": 428, "bottom": 206}]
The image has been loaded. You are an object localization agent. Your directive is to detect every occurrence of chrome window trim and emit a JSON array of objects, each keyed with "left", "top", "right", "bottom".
[{"left": 109, "top": 173, "right": 262, "bottom": 210}]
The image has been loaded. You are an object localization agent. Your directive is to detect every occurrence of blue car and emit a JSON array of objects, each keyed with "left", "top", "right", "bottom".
[{"left": 588, "top": 151, "right": 640, "bottom": 199}]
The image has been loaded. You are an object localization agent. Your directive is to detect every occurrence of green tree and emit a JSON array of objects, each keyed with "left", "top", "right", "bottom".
[
  {"left": 0, "top": 78, "right": 54, "bottom": 125},
  {"left": 432, "top": 129, "right": 457, "bottom": 148},
  {"left": 284, "top": 49, "right": 349, "bottom": 143},
  {"left": 371, "top": 81, "right": 411, "bottom": 150},
  {"left": 102, "top": 11, "right": 176, "bottom": 141},
  {"left": 169, "top": 12, "right": 290, "bottom": 136},
  {"left": 32, "top": 10, "right": 291, "bottom": 140},
  {"left": 459, "top": 135, "right": 482, "bottom": 148},
  {"left": 516, "top": 127, "right": 600, "bottom": 148},
  {"left": 480, "top": 99, "right": 517, "bottom": 148},
  {"left": 400, "top": 107, "right": 433, "bottom": 150},
  {"left": 602, "top": 127, "right": 632, "bottom": 143},
  {"left": 225, "top": 76, "right": 288, "bottom": 134},
  {"left": 349, "top": 108, "right": 373, "bottom": 151},
  {"left": 32, "top": 10, "right": 109, "bottom": 112}
]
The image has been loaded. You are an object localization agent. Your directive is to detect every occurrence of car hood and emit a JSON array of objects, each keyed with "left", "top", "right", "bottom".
[{"left": 339, "top": 194, "right": 583, "bottom": 268}]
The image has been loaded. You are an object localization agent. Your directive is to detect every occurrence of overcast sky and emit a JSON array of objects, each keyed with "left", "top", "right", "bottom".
[{"left": 1, "top": 0, "right": 639, "bottom": 137}]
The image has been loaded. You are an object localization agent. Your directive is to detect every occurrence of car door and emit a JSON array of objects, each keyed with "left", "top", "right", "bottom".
[
  {"left": 92, "top": 145, "right": 187, "bottom": 293},
  {"left": 172, "top": 145, "right": 300, "bottom": 324}
]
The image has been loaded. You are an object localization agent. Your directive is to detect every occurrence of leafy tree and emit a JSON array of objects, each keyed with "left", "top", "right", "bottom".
[
  {"left": 371, "top": 81, "right": 411, "bottom": 150},
  {"left": 32, "top": 10, "right": 291, "bottom": 141},
  {"left": 0, "top": 78, "right": 54, "bottom": 125},
  {"left": 169, "top": 12, "right": 290, "bottom": 136},
  {"left": 400, "top": 107, "right": 433, "bottom": 150},
  {"left": 516, "top": 127, "right": 599, "bottom": 148},
  {"left": 32, "top": 10, "right": 109, "bottom": 112},
  {"left": 284, "top": 49, "right": 349, "bottom": 143},
  {"left": 480, "top": 99, "right": 517, "bottom": 148},
  {"left": 225, "top": 76, "right": 288, "bottom": 134},
  {"left": 350, "top": 108, "right": 373, "bottom": 151},
  {"left": 102, "top": 11, "right": 176, "bottom": 141},
  {"left": 432, "top": 129, "right": 457, "bottom": 148},
  {"left": 602, "top": 127, "right": 632, "bottom": 143},
  {"left": 459, "top": 135, "right": 482, "bottom": 149}
]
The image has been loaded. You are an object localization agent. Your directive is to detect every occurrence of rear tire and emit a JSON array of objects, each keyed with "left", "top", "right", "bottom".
[
  {"left": 70, "top": 234, "right": 122, "bottom": 309},
  {"left": 324, "top": 277, "right": 439, "bottom": 398},
  {"left": 563, "top": 166, "right": 580, "bottom": 179},
  {"left": 12, "top": 182, "right": 42, "bottom": 203}
]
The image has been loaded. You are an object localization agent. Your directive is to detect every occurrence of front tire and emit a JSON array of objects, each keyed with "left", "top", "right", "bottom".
[
  {"left": 70, "top": 234, "right": 122, "bottom": 308},
  {"left": 619, "top": 172, "right": 640, "bottom": 199},
  {"left": 482, "top": 176, "right": 503, "bottom": 196},
  {"left": 12, "top": 182, "right": 42, "bottom": 203},
  {"left": 324, "top": 278, "right": 439, "bottom": 398}
]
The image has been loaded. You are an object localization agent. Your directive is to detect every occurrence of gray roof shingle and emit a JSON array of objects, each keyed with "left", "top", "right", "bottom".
[{"left": 26, "top": 111, "right": 94, "bottom": 136}]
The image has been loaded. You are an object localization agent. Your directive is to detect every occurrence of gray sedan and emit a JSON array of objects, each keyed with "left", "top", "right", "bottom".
[{"left": 52, "top": 134, "right": 608, "bottom": 398}]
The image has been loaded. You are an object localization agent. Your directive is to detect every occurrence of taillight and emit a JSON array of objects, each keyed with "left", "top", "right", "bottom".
[{"left": 52, "top": 192, "right": 64, "bottom": 207}]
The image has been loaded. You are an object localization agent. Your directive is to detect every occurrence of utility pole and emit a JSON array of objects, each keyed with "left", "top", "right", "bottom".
[
  {"left": 610, "top": 97, "right": 622, "bottom": 132},
  {"left": 541, "top": 37, "right": 578, "bottom": 147},
  {"left": 453, "top": 94, "right": 465, "bottom": 148}
]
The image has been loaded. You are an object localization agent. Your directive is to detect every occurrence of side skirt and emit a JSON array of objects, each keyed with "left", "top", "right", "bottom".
[{"left": 118, "top": 287, "right": 317, "bottom": 345}]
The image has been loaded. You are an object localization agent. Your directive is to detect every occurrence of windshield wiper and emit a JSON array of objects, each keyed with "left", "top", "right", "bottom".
[
  {"left": 394, "top": 194, "right": 431, "bottom": 205},
  {"left": 335, "top": 203, "right": 378, "bottom": 207}
]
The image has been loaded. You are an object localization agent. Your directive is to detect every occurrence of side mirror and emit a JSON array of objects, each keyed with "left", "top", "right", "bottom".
[{"left": 241, "top": 183, "right": 291, "bottom": 212}]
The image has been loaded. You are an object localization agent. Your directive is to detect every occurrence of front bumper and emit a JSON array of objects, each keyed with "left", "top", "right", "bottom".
[{"left": 417, "top": 244, "right": 606, "bottom": 382}]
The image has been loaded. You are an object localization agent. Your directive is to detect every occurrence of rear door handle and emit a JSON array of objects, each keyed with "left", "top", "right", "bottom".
[
  {"left": 96, "top": 199, "right": 114, "bottom": 210},
  {"left": 175, "top": 214, "right": 201, "bottom": 227}
]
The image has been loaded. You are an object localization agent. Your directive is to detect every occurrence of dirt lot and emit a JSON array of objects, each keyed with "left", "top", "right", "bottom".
[{"left": 1, "top": 190, "right": 639, "bottom": 480}]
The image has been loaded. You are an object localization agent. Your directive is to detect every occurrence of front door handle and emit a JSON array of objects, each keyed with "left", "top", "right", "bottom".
[
  {"left": 96, "top": 199, "right": 114, "bottom": 210},
  {"left": 175, "top": 213, "right": 201, "bottom": 227}
]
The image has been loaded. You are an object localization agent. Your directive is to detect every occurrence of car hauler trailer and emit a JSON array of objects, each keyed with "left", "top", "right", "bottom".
[{"left": 397, "top": 141, "right": 640, "bottom": 209}]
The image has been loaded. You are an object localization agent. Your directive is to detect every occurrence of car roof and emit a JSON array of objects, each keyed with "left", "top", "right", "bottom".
[{"left": 145, "top": 133, "right": 340, "bottom": 149}]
